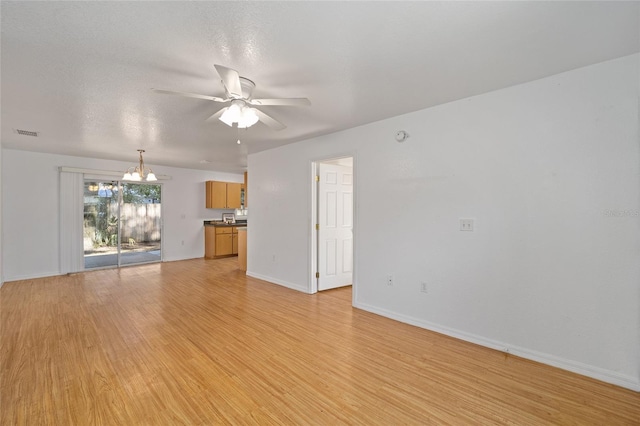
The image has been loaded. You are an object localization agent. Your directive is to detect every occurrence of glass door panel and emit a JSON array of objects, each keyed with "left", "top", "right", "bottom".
[
  {"left": 84, "top": 180, "right": 161, "bottom": 269},
  {"left": 83, "top": 181, "right": 120, "bottom": 269},
  {"left": 119, "top": 183, "right": 162, "bottom": 266}
]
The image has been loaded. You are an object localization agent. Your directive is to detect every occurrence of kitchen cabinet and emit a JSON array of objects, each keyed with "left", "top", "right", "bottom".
[
  {"left": 204, "top": 225, "right": 239, "bottom": 258},
  {"left": 232, "top": 232, "right": 238, "bottom": 254},
  {"left": 226, "top": 183, "right": 242, "bottom": 208},
  {"left": 204, "top": 226, "right": 216, "bottom": 258},
  {"left": 215, "top": 228, "right": 234, "bottom": 256},
  {"left": 206, "top": 181, "right": 242, "bottom": 209}
]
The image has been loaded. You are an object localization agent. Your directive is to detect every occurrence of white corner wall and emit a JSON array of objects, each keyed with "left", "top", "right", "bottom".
[
  {"left": 247, "top": 54, "right": 640, "bottom": 391},
  {"left": 1, "top": 149, "right": 243, "bottom": 281},
  {"left": 0, "top": 146, "right": 3, "bottom": 288}
]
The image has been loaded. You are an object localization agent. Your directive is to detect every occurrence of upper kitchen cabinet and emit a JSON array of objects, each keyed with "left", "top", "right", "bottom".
[
  {"left": 206, "top": 181, "right": 243, "bottom": 209},
  {"left": 226, "top": 183, "right": 242, "bottom": 208}
]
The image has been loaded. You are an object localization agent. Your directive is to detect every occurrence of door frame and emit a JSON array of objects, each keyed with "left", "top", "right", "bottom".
[
  {"left": 309, "top": 153, "right": 357, "bottom": 299},
  {"left": 83, "top": 179, "right": 164, "bottom": 270}
]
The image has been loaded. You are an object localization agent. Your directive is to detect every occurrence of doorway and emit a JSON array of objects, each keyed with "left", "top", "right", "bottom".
[
  {"left": 312, "top": 156, "right": 354, "bottom": 292},
  {"left": 83, "top": 180, "right": 162, "bottom": 269}
]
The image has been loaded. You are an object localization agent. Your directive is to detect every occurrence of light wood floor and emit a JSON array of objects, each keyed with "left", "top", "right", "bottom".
[{"left": 1, "top": 258, "right": 638, "bottom": 425}]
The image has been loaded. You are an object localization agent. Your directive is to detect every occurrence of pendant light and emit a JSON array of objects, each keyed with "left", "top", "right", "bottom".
[{"left": 122, "top": 149, "right": 157, "bottom": 182}]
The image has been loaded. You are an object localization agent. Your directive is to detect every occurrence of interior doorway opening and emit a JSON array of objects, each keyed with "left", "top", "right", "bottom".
[{"left": 311, "top": 156, "right": 354, "bottom": 293}]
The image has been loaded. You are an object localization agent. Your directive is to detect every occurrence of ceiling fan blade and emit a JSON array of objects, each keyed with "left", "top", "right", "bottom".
[
  {"left": 249, "top": 98, "right": 311, "bottom": 107},
  {"left": 205, "top": 107, "right": 227, "bottom": 122},
  {"left": 152, "top": 88, "right": 227, "bottom": 102},
  {"left": 254, "top": 109, "right": 286, "bottom": 130},
  {"left": 214, "top": 65, "right": 243, "bottom": 98}
]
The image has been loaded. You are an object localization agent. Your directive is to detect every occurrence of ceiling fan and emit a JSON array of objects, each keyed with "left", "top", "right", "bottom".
[{"left": 152, "top": 65, "right": 310, "bottom": 130}]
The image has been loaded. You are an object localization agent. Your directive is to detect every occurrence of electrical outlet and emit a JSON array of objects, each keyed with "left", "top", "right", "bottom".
[
  {"left": 387, "top": 274, "right": 393, "bottom": 286},
  {"left": 460, "top": 218, "right": 474, "bottom": 231},
  {"left": 420, "top": 282, "right": 428, "bottom": 293}
]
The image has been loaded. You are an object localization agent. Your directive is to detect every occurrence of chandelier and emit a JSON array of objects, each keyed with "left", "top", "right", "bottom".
[{"left": 122, "top": 149, "right": 157, "bottom": 182}]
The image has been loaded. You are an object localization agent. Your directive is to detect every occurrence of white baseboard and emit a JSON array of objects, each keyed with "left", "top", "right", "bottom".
[
  {"left": 3, "top": 270, "right": 62, "bottom": 282},
  {"left": 246, "top": 271, "right": 310, "bottom": 293},
  {"left": 5, "top": 257, "right": 205, "bottom": 282},
  {"left": 162, "top": 256, "right": 202, "bottom": 263},
  {"left": 354, "top": 300, "right": 640, "bottom": 392}
]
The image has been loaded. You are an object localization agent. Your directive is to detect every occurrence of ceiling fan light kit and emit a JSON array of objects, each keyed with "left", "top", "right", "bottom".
[
  {"left": 153, "top": 64, "right": 310, "bottom": 131},
  {"left": 219, "top": 100, "right": 259, "bottom": 128}
]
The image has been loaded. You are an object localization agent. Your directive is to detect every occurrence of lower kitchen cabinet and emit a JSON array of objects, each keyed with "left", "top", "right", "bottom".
[
  {"left": 215, "top": 229, "right": 233, "bottom": 256},
  {"left": 204, "top": 225, "right": 239, "bottom": 259},
  {"left": 204, "top": 226, "right": 216, "bottom": 259},
  {"left": 232, "top": 232, "right": 238, "bottom": 255}
]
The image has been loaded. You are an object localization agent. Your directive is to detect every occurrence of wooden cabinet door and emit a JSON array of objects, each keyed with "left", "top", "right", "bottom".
[
  {"left": 204, "top": 226, "right": 216, "bottom": 258},
  {"left": 206, "top": 181, "right": 213, "bottom": 208},
  {"left": 211, "top": 181, "right": 228, "bottom": 208},
  {"left": 206, "top": 181, "right": 228, "bottom": 209},
  {"left": 226, "top": 183, "right": 242, "bottom": 209},
  {"left": 232, "top": 233, "right": 238, "bottom": 254},
  {"left": 215, "top": 234, "right": 233, "bottom": 256}
]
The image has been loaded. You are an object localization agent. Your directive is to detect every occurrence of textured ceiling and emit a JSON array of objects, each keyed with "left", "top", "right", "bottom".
[{"left": 2, "top": 1, "right": 638, "bottom": 173}]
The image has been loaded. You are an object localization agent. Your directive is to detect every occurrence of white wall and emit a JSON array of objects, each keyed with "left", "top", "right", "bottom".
[
  {"left": 1, "top": 149, "right": 243, "bottom": 281},
  {"left": 248, "top": 54, "right": 640, "bottom": 391},
  {"left": 0, "top": 146, "right": 3, "bottom": 288}
]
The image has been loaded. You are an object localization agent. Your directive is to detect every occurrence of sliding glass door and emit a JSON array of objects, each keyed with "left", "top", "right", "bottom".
[
  {"left": 120, "top": 183, "right": 162, "bottom": 266},
  {"left": 83, "top": 181, "right": 120, "bottom": 269},
  {"left": 83, "top": 180, "right": 161, "bottom": 269}
]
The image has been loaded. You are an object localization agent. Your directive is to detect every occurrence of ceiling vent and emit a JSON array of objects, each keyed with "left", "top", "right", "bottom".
[{"left": 14, "top": 129, "right": 39, "bottom": 137}]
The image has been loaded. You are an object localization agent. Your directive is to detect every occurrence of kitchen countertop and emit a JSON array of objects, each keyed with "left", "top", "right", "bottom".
[{"left": 204, "top": 221, "right": 247, "bottom": 227}]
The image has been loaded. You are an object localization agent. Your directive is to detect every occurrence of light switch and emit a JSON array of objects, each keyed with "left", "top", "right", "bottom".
[{"left": 460, "top": 218, "right": 474, "bottom": 231}]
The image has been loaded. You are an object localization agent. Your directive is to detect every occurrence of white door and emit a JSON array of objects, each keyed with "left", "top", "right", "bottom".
[{"left": 318, "top": 163, "right": 353, "bottom": 291}]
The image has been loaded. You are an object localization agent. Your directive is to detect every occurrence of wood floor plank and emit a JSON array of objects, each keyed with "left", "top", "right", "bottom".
[{"left": 1, "top": 258, "right": 639, "bottom": 425}]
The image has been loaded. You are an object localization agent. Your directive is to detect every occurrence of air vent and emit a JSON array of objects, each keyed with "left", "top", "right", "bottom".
[{"left": 15, "top": 129, "right": 39, "bottom": 137}]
